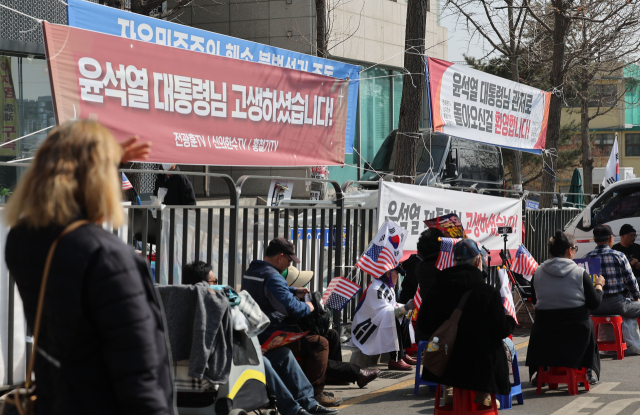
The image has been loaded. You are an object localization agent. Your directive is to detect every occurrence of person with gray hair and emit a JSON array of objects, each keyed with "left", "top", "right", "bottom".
[{"left": 418, "top": 238, "right": 515, "bottom": 409}]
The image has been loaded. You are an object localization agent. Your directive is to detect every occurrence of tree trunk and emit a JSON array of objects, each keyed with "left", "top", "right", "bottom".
[
  {"left": 509, "top": 55, "right": 522, "bottom": 191},
  {"left": 581, "top": 80, "right": 593, "bottom": 204},
  {"left": 540, "top": 1, "right": 572, "bottom": 208},
  {"left": 393, "top": 0, "right": 428, "bottom": 184},
  {"left": 316, "top": 0, "right": 327, "bottom": 58}
]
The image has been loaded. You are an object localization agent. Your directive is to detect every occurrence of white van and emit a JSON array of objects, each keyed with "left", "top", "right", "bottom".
[{"left": 564, "top": 178, "right": 640, "bottom": 254}]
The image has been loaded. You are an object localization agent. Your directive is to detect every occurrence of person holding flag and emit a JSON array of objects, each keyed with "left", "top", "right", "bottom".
[
  {"left": 351, "top": 220, "right": 416, "bottom": 370},
  {"left": 526, "top": 230, "right": 605, "bottom": 386}
]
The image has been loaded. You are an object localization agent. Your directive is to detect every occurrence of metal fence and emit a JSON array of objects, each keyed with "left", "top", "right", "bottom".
[{"left": 524, "top": 208, "right": 583, "bottom": 264}]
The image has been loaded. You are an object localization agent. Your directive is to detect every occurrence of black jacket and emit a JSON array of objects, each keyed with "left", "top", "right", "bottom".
[
  {"left": 414, "top": 252, "right": 442, "bottom": 341},
  {"left": 154, "top": 166, "right": 196, "bottom": 206},
  {"left": 419, "top": 264, "right": 516, "bottom": 394},
  {"left": 398, "top": 254, "right": 422, "bottom": 303},
  {"left": 6, "top": 223, "right": 175, "bottom": 415}
]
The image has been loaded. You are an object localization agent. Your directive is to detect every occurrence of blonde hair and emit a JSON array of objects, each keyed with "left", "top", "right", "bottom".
[{"left": 5, "top": 120, "right": 124, "bottom": 228}]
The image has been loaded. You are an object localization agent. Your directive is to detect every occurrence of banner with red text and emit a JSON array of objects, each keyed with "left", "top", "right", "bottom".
[
  {"left": 377, "top": 181, "right": 521, "bottom": 260},
  {"left": 427, "top": 57, "right": 549, "bottom": 154},
  {"left": 43, "top": 22, "right": 348, "bottom": 166}
]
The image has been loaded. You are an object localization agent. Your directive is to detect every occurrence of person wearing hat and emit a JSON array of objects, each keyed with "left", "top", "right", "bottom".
[
  {"left": 419, "top": 239, "right": 515, "bottom": 409},
  {"left": 351, "top": 263, "right": 416, "bottom": 371},
  {"left": 583, "top": 224, "right": 640, "bottom": 318},
  {"left": 613, "top": 224, "right": 640, "bottom": 279},
  {"left": 241, "top": 237, "right": 341, "bottom": 410}
]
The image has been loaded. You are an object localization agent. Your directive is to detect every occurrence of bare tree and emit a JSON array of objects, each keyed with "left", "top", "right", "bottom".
[
  {"left": 392, "top": 0, "right": 429, "bottom": 184},
  {"left": 563, "top": 0, "right": 640, "bottom": 202},
  {"left": 443, "top": 0, "right": 531, "bottom": 190},
  {"left": 99, "top": 0, "right": 193, "bottom": 18},
  {"left": 523, "top": 0, "right": 637, "bottom": 207}
]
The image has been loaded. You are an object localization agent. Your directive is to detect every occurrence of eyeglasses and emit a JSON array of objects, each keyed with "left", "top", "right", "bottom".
[
  {"left": 627, "top": 234, "right": 637, "bottom": 239},
  {"left": 571, "top": 246, "right": 579, "bottom": 252}
]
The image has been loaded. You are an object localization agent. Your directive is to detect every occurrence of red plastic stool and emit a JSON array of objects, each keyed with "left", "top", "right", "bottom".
[
  {"left": 405, "top": 343, "right": 418, "bottom": 357},
  {"left": 591, "top": 315, "right": 627, "bottom": 360},
  {"left": 536, "top": 367, "right": 590, "bottom": 395},
  {"left": 434, "top": 385, "right": 498, "bottom": 414}
]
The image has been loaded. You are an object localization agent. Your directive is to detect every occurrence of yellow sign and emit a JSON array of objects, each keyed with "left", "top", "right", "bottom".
[{"left": 0, "top": 57, "right": 19, "bottom": 157}]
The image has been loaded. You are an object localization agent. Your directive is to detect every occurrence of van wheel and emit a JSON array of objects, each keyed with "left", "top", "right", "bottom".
[
  {"left": 262, "top": 409, "right": 277, "bottom": 415},
  {"left": 228, "top": 409, "right": 248, "bottom": 415}
]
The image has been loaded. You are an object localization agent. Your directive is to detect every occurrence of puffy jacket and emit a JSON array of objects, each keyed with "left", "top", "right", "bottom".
[
  {"left": 5, "top": 223, "right": 175, "bottom": 415},
  {"left": 154, "top": 166, "right": 196, "bottom": 206},
  {"left": 241, "top": 260, "right": 310, "bottom": 343}
]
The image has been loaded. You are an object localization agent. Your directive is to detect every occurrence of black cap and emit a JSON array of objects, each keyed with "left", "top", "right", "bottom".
[
  {"left": 393, "top": 264, "right": 407, "bottom": 276},
  {"left": 620, "top": 224, "right": 636, "bottom": 236},
  {"left": 267, "top": 237, "right": 301, "bottom": 263},
  {"left": 593, "top": 224, "right": 615, "bottom": 242}
]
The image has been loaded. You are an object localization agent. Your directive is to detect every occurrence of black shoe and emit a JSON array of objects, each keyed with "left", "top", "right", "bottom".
[
  {"left": 297, "top": 409, "right": 312, "bottom": 415},
  {"left": 308, "top": 404, "right": 339, "bottom": 414}
]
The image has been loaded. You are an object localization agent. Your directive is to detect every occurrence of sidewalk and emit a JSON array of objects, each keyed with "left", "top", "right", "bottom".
[{"left": 325, "top": 328, "right": 531, "bottom": 407}]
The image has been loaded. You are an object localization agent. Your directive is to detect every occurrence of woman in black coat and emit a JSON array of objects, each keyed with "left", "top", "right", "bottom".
[
  {"left": 4, "top": 121, "right": 175, "bottom": 415},
  {"left": 419, "top": 239, "right": 516, "bottom": 403}
]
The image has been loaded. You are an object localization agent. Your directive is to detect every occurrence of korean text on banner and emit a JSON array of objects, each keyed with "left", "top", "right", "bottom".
[
  {"left": 66, "top": 0, "right": 359, "bottom": 155},
  {"left": 377, "top": 181, "right": 521, "bottom": 258},
  {"left": 43, "top": 22, "right": 348, "bottom": 167},
  {"left": 427, "top": 57, "right": 550, "bottom": 154}
]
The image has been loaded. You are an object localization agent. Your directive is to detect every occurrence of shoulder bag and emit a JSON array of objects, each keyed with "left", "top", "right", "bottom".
[
  {"left": 0, "top": 220, "right": 89, "bottom": 415},
  {"left": 422, "top": 289, "right": 472, "bottom": 377}
]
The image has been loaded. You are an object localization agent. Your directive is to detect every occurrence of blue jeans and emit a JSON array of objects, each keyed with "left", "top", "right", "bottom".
[{"left": 264, "top": 348, "right": 318, "bottom": 415}]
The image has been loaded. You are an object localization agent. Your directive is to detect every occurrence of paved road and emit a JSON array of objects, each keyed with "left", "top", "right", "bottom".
[{"left": 327, "top": 331, "right": 640, "bottom": 415}]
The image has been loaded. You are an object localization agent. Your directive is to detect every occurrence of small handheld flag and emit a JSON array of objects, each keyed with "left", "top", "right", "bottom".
[
  {"left": 497, "top": 267, "right": 518, "bottom": 324},
  {"left": 321, "top": 277, "right": 362, "bottom": 311},
  {"left": 122, "top": 172, "right": 133, "bottom": 191},
  {"left": 435, "top": 238, "right": 462, "bottom": 270},
  {"left": 511, "top": 245, "right": 538, "bottom": 276}
]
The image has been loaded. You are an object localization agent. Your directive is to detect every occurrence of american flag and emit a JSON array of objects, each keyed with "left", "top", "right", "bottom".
[
  {"left": 122, "top": 173, "right": 133, "bottom": 191},
  {"left": 321, "top": 277, "right": 361, "bottom": 311},
  {"left": 511, "top": 245, "right": 538, "bottom": 276},
  {"left": 413, "top": 287, "right": 422, "bottom": 310},
  {"left": 435, "top": 238, "right": 462, "bottom": 270},
  {"left": 497, "top": 267, "right": 518, "bottom": 324},
  {"left": 356, "top": 219, "right": 408, "bottom": 277}
]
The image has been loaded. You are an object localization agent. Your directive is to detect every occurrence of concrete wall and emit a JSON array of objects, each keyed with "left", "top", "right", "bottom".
[{"left": 168, "top": 0, "right": 448, "bottom": 66}]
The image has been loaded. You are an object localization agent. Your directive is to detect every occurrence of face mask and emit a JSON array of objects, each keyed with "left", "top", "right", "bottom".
[
  {"left": 281, "top": 268, "right": 289, "bottom": 278},
  {"left": 161, "top": 163, "right": 172, "bottom": 171}
]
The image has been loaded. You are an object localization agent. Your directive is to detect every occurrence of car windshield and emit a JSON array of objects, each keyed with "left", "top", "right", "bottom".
[{"left": 369, "top": 132, "right": 448, "bottom": 173}]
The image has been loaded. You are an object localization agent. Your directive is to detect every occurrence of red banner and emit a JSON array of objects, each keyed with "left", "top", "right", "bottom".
[{"left": 43, "top": 22, "right": 348, "bottom": 166}]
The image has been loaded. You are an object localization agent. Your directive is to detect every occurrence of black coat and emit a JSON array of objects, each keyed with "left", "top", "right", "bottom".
[
  {"left": 414, "top": 252, "right": 441, "bottom": 342},
  {"left": 154, "top": 166, "right": 197, "bottom": 205},
  {"left": 5, "top": 223, "right": 175, "bottom": 415},
  {"left": 419, "top": 264, "right": 516, "bottom": 394},
  {"left": 398, "top": 254, "right": 422, "bottom": 303}
]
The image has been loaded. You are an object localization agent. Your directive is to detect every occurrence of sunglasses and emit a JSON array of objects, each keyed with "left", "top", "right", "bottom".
[{"left": 571, "top": 246, "right": 579, "bottom": 252}]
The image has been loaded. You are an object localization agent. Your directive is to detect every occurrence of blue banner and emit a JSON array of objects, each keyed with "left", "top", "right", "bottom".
[{"left": 66, "top": 0, "right": 359, "bottom": 154}]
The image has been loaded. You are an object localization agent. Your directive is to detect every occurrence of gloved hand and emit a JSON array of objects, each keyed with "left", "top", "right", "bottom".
[{"left": 394, "top": 306, "right": 406, "bottom": 317}]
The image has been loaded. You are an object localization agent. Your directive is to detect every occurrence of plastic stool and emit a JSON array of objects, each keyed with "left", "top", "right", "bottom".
[
  {"left": 414, "top": 341, "right": 438, "bottom": 395},
  {"left": 536, "top": 367, "right": 589, "bottom": 396},
  {"left": 434, "top": 386, "right": 499, "bottom": 414},
  {"left": 591, "top": 315, "right": 627, "bottom": 360},
  {"left": 405, "top": 343, "right": 418, "bottom": 357},
  {"left": 495, "top": 350, "right": 524, "bottom": 409}
]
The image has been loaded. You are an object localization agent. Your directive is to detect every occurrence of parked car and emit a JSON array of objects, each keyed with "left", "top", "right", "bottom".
[
  {"left": 565, "top": 178, "right": 640, "bottom": 253},
  {"left": 360, "top": 129, "right": 505, "bottom": 194}
]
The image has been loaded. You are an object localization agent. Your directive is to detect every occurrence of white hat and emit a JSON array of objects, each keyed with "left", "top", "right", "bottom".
[{"left": 286, "top": 266, "right": 314, "bottom": 287}]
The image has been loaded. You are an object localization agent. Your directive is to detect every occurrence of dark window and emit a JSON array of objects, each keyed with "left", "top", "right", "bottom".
[
  {"left": 589, "top": 84, "right": 618, "bottom": 107},
  {"left": 626, "top": 134, "right": 640, "bottom": 157},
  {"left": 457, "top": 144, "right": 501, "bottom": 182},
  {"left": 594, "top": 133, "right": 616, "bottom": 152},
  {"left": 591, "top": 186, "right": 640, "bottom": 226}
]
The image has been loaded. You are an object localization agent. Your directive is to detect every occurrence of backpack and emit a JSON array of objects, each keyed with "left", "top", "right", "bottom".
[
  {"left": 422, "top": 290, "right": 472, "bottom": 377},
  {"left": 297, "top": 291, "right": 331, "bottom": 337}
]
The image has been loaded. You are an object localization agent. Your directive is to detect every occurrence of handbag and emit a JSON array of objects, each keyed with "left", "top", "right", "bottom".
[
  {"left": 422, "top": 289, "right": 472, "bottom": 377},
  {"left": 0, "top": 220, "right": 89, "bottom": 415}
]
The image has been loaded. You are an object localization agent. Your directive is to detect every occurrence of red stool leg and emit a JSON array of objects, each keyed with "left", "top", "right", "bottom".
[
  {"left": 536, "top": 367, "right": 543, "bottom": 394},
  {"left": 614, "top": 319, "right": 626, "bottom": 360},
  {"left": 567, "top": 369, "right": 578, "bottom": 395}
]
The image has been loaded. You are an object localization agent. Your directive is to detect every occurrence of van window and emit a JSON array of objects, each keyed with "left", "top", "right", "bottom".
[
  {"left": 458, "top": 146, "right": 501, "bottom": 182},
  {"left": 369, "top": 132, "right": 447, "bottom": 173},
  {"left": 591, "top": 186, "right": 640, "bottom": 226}
]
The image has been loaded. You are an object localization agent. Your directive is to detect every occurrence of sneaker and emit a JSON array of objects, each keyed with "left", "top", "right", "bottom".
[
  {"left": 388, "top": 358, "right": 413, "bottom": 371},
  {"left": 402, "top": 355, "right": 417, "bottom": 366},
  {"left": 357, "top": 369, "right": 381, "bottom": 388},
  {"left": 315, "top": 392, "right": 342, "bottom": 407}
]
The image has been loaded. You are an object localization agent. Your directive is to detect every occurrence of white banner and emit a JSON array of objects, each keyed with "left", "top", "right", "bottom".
[
  {"left": 428, "top": 57, "right": 551, "bottom": 154},
  {"left": 377, "top": 182, "right": 522, "bottom": 257}
]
